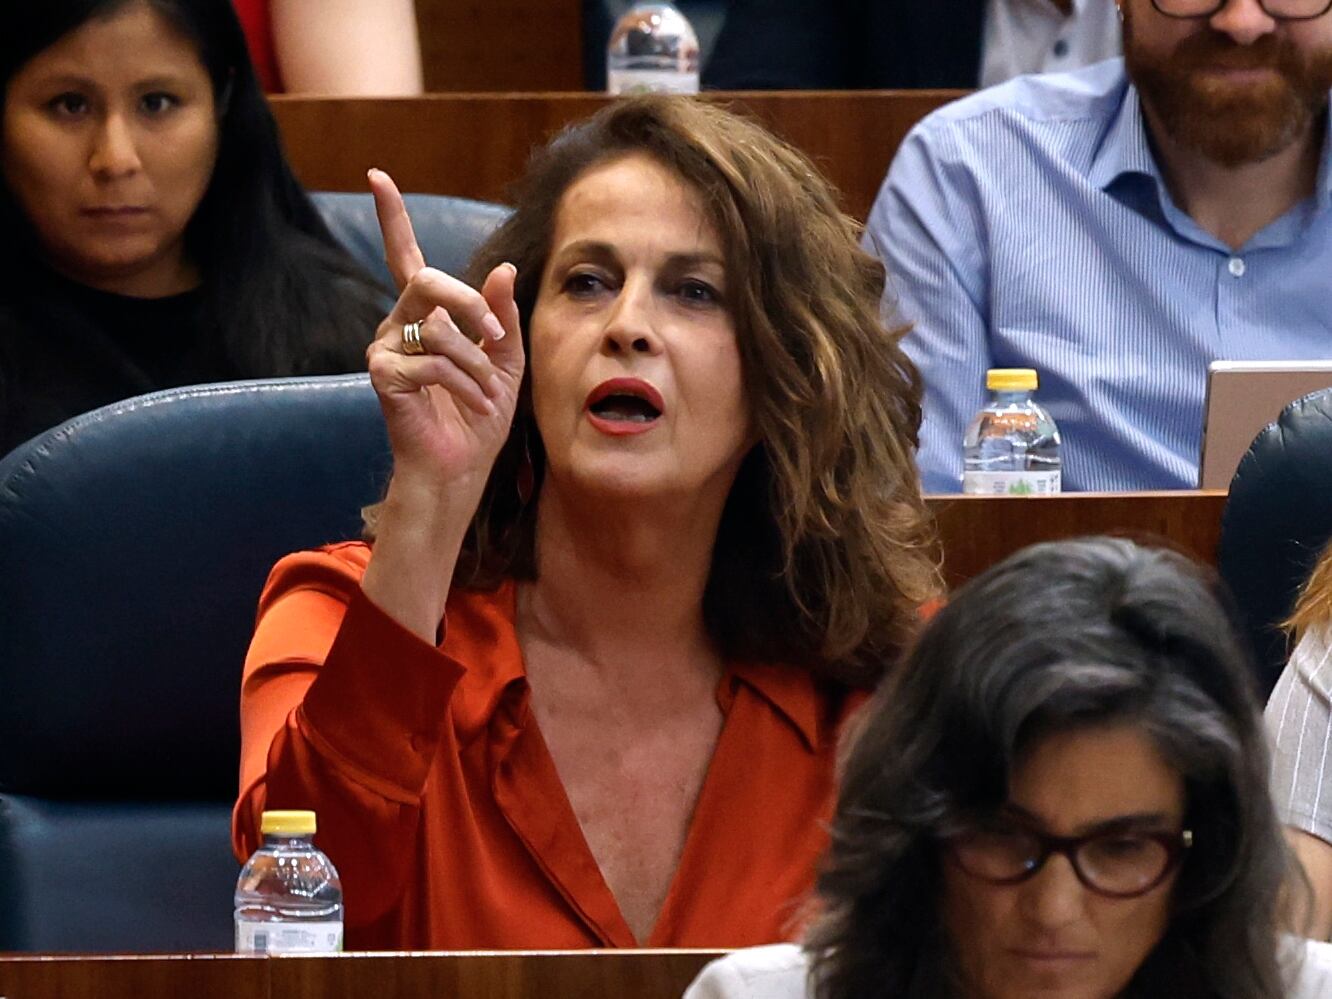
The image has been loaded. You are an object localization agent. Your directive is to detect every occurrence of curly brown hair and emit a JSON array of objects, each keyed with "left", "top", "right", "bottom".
[{"left": 368, "top": 95, "right": 940, "bottom": 686}]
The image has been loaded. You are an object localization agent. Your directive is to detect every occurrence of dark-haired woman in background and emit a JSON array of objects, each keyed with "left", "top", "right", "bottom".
[
  {"left": 687, "top": 537, "right": 1332, "bottom": 999},
  {"left": 1, "top": 0, "right": 383, "bottom": 453}
]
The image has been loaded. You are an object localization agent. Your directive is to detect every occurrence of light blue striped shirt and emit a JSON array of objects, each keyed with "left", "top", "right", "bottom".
[{"left": 865, "top": 59, "right": 1332, "bottom": 492}]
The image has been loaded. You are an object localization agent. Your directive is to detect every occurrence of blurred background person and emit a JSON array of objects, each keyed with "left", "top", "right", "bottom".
[
  {"left": 703, "top": 0, "right": 1120, "bottom": 91},
  {"left": 687, "top": 536, "right": 1332, "bottom": 999},
  {"left": 233, "top": 0, "right": 423, "bottom": 95},
  {"left": 1, "top": 0, "right": 384, "bottom": 454},
  {"left": 866, "top": 0, "right": 1332, "bottom": 493},
  {"left": 1268, "top": 539, "right": 1332, "bottom": 941},
  {"left": 234, "top": 95, "right": 941, "bottom": 950}
]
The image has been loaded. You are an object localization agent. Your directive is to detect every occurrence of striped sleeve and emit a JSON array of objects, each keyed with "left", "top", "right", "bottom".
[{"left": 1266, "top": 625, "right": 1332, "bottom": 844}]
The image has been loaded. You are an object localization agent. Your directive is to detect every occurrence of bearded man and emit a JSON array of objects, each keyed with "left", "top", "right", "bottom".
[{"left": 866, "top": 0, "right": 1332, "bottom": 492}]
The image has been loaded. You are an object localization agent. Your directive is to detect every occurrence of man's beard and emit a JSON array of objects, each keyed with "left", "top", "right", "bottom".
[{"left": 1123, "top": 14, "right": 1332, "bottom": 168}]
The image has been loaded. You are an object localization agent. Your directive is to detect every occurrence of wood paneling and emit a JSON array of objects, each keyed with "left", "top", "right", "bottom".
[
  {"left": 926, "top": 491, "right": 1229, "bottom": 590},
  {"left": 0, "top": 949, "right": 723, "bottom": 999},
  {"left": 0, "top": 953, "right": 269, "bottom": 999},
  {"left": 269, "top": 91, "right": 960, "bottom": 221},
  {"left": 267, "top": 949, "right": 722, "bottom": 999},
  {"left": 415, "top": 0, "right": 584, "bottom": 93}
]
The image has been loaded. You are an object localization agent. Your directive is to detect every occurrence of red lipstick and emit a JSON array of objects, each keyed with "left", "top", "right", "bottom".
[{"left": 584, "top": 377, "right": 664, "bottom": 437}]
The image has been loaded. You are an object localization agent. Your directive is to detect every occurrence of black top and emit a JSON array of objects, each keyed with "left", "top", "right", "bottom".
[
  {"left": 703, "top": 0, "right": 986, "bottom": 90},
  {"left": 0, "top": 265, "right": 231, "bottom": 455}
]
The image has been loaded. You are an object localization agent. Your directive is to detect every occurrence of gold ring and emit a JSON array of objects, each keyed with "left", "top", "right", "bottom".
[{"left": 402, "top": 320, "right": 426, "bottom": 355}]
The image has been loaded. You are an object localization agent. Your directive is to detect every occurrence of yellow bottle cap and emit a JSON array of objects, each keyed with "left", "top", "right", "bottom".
[
  {"left": 986, "top": 368, "right": 1038, "bottom": 392},
  {"left": 261, "top": 810, "right": 317, "bottom": 836}
]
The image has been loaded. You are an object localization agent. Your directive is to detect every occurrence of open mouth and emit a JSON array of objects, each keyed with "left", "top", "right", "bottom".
[
  {"left": 584, "top": 378, "right": 664, "bottom": 427},
  {"left": 589, "top": 395, "right": 661, "bottom": 422}
]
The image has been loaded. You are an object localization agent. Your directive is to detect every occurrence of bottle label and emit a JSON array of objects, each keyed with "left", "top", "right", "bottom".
[
  {"left": 235, "top": 919, "right": 343, "bottom": 955},
  {"left": 607, "top": 69, "right": 700, "bottom": 95},
  {"left": 962, "top": 470, "right": 1061, "bottom": 496}
]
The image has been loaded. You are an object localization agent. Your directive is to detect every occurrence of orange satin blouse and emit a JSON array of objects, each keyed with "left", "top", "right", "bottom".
[{"left": 234, "top": 542, "right": 859, "bottom": 949}]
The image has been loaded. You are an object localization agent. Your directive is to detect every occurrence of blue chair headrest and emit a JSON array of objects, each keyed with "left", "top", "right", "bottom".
[
  {"left": 312, "top": 191, "right": 512, "bottom": 290},
  {"left": 0, "top": 376, "right": 391, "bottom": 798},
  {"left": 1218, "top": 387, "right": 1332, "bottom": 700}
]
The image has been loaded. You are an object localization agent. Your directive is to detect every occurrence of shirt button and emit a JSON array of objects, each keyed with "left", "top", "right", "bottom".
[
  {"left": 1228, "top": 256, "right": 1246, "bottom": 277},
  {"left": 1053, "top": 38, "right": 1070, "bottom": 58}
]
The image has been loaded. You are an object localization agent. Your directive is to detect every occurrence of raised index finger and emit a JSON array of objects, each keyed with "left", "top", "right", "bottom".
[{"left": 368, "top": 168, "right": 427, "bottom": 292}]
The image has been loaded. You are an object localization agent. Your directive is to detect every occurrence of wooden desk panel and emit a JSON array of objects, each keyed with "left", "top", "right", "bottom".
[
  {"left": 269, "top": 949, "right": 721, "bottom": 999},
  {"left": 270, "top": 91, "right": 960, "bottom": 222},
  {"left": 926, "top": 491, "right": 1228, "bottom": 590},
  {"left": 0, "top": 949, "right": 723, "bottom": 999},
  {"left": 0, "top": 953, "right": 268, "bottom": 999},
  {"left": 416, "top": 1, "right": 584, "bottom": 93}
]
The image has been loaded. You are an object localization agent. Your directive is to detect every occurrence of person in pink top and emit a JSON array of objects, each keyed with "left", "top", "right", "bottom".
[{"left": 231, "top": 0, "right": 422, "bottom": 94}]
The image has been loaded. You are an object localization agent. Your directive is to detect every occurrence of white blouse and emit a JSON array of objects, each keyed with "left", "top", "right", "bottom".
[{"left": 683, "top": 940, "right": 1332, "bottom": 999}]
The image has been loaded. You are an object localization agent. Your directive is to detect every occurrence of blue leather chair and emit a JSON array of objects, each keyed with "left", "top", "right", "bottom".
[
  {"left": 1218, "top": 387, "right": 1332, "bottom": 701},
  {"left": 0, "top": 191, "right": 505, "bottom": 952},
  {"left": 312, "top": 191, "right": 512, "bottom": 289},
  {"left": 0, "top": 376, "right": 390, "bottom": 951}
]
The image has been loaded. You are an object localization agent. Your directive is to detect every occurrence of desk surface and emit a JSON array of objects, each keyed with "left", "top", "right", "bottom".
[{"left": 0, "top": 949, "right": 724, "bottom": 999}]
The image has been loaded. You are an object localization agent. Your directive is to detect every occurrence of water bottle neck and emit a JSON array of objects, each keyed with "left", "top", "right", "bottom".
[
  {"left": 263, "top": 833, "right": 314, "bottom": 848},
  {"left": 990, "top": 389, "right": 1033, "bottom": 406}
]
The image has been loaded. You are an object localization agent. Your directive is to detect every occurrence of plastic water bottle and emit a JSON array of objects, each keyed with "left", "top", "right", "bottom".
[
  {"left": 607, "top": 2, "right": 700, "bottom": 95},
  {"left": 235, "top": 810, "right": 343, "bottom": 954},
  {"left": 962, "top": 368, "right": 1061, "bottom": 495}
]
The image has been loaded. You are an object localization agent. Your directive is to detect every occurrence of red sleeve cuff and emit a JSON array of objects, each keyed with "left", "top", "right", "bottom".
[{"left": 300, "top": 584, "right": 466, "bottom": 797}]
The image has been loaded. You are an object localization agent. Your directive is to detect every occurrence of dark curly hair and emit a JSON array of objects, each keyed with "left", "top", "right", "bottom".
[{"left": 806, "top": 536, "right": 1294, "bottom": 999}]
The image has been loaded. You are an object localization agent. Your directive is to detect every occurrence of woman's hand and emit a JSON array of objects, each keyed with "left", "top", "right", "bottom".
[
  {"left": 359, "top": 170, "right": 525, "bottom": 640},
  {"left": 366, "top": 169, "right": 525, "bottom": 492}
]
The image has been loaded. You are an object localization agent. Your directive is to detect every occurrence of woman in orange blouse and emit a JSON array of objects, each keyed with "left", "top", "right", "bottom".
[{"left": 234, "top": 95, "right": 940, "bottom": 950}]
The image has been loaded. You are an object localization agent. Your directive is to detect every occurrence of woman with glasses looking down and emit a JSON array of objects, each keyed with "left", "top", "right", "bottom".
[{"left": 686, "top": 537, "right": 1332, "bottom": 999}]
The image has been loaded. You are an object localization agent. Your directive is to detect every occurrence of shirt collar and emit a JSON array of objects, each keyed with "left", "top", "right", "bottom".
[
  {"left": 445, "top": 580, "right": 831, "bottom": 752},
  {"left": 1088, "top": 82, "right": 1159, "bottom": 192},
  {"left": 1314, "top": 107, "right": 1332, "bottom": 212},
  {"left": 1090, "top": 83, "right": 1332, "bottom": 212},
  {"left": 726, "top": 660, "right": 826, "bottom": 752},
  {"left": 1004, "top": 0, "right": 1090, "bottom": 14}
]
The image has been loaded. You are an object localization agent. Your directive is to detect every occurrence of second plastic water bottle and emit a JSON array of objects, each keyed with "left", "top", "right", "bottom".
[
  {"left": 962, "top": 368, "right": 1061, "bottom": 495},
  {"left": 606, "top": 2, "right": 700, "bottom": 95},
  {"left": 235, "top": 810, "right": 343, "bottom": 955}
]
